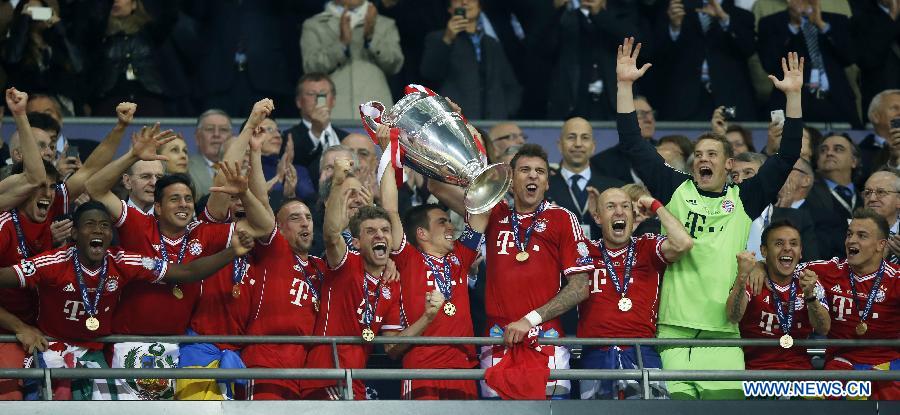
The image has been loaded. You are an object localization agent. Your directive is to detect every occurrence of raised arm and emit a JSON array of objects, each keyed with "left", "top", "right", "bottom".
[
  {"left": 637, "top": 195, "right": 694, "bottom": 262},
  {"left": 614, "top": 38, "right": 688, "bottom": 203},
  {"left": 65, "top": 103, "right": 136, "bottom": 198},
  {"left": 383, "top": 289, "right": 444, "bottom": 359},
  {"left": 163, "top": 228, "right": 253, "bottom": 283},
  {"left": 5, "top": 88, "right": 45, "bottom": 187},
  {"left": 323, "top": 159, "right": 353, "bottom": 268},
  {"left": 376, "top": 125, "right": 404, "bottom": 251},
  {"left": 85, "top": 124, "right": 175, "bottom": 219},
  {"left": 739, "top": 52, "right": 804, "bottom": 218},
  {"left": 725, "top": 251, "right": 758, "bottom": 323},
  {"left": 427, "top": 179, "right": 489, "bottom": 233},
  {"left": 502, "top": 272, "right": 590, "bottom": 346},
  {"left": 799, "top": 269, "right": 830, "bottom": 336},
  {"left": 209, "top": 161, "right": 275, "bottom": 238},
  {"left": 206, "top": 99, "right": 273, "bottom": 221}
]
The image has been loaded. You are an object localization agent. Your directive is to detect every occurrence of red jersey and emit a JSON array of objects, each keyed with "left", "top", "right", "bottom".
[
  {"left": 739, "top": 275, "right": 828, "bottom": 369},
  {"left": 14, "top": 247, "right": 165, "bottom": 348},
  {"left": 112, "top": 201, "right": 234, "bottom": 335},
  {"left": 484, "top": 199, "right": 593, "bottom": 335},
  {"left": 578, "top": 234, "right": 669, "bottom": 339},
  {"left": 391, "top": 227, "right": 481, "bottom": 370},
  {"left": 0, "top": 184, "right": 69, "bottom": 333},
  {"left": 246, "top": 228, "right": 323, "bottom": 336},
  {"left": 802, "top": 258, "right": 900, "bottom": 365},
  {"left": 303, "top": 249, "right": 403, "bottom": 390}
]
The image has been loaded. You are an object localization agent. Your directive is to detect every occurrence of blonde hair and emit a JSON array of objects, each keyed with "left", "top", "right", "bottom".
[{"left": 621, "top": 183, "right": 651, "bottom": 201}]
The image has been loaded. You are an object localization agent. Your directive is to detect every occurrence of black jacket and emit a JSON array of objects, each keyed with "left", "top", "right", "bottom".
[
  {"left": 850, "top": 0, "right": 900, "bottom": 111},
  {"left": 283, "top": 121, "right": 350, "bottom": 191},
  {"left": 800, "top": 178, "right": 859, "bottom": 260},
  {"left": 546, "top": 167, "right": 625, "bottom": 239}
]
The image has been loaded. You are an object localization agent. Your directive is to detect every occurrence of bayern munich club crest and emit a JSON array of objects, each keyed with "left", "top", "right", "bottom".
[
  {"left": 721, "top": 199, "right": 735, "bottom": 213},
  {"left": 534, "top": 218, "right": 548, "bottom": 233},
  {"left": 577, "top": 242, "right": 590, "bottom": 258},
  {"left": 106, "top": 278, "right": 119, "bottom": 292},
  {"left": 293, "top": 264, "right": 303, "bottom": 272},
  {"left": 381, "top": 286, "right": 392, "bottom": 299},
  {"left": 188, "top": 240, "right": 203, "bottom": 256},
  {"left": 450, "top": 255, "right": 460, "bottom": 266}
]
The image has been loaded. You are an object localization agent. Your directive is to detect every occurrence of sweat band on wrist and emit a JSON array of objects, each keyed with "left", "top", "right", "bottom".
[
  {"left": 650, "top": 199, "right": 664, "bottom": 214},
  {"left": 524, "top": 310, "right": 543, "bottom": 327}
]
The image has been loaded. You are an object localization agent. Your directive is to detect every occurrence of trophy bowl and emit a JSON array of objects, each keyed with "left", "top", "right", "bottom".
[{"left": 362, "top": 92, "right": 511, "bottom": 214}]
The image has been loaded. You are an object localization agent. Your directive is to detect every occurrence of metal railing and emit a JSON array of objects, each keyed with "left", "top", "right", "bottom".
[{"left": 1, "top": 335, "right": 897, "bottom": 401}]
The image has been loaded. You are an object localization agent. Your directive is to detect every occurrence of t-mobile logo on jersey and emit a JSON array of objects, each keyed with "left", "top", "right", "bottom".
[
  {"left": 63, "top": 300, "right": 85, "bottom": 321},
  {"left": 495, "top": 231, "right": 516, "bottom": 255},
  {"left": 590, "top": 269, "right": 607, "bottom": 293},
  {"left": 356, "top": 299, "right": 384, "bottom": 324},
  {"left": 289, "top": 278, "right": 311, "bottom": 307},
  {"left": 758, "top": 310, "right": 779, "bottom": 334},
  {"left": 831, "top": 295, "right": 879, "bottom": 322}
]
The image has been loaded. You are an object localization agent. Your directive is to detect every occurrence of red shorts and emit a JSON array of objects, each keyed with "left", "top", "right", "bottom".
[
  {"left": 401, "top": 379, "right": 478, "bottom": 400},
  {"left": 244, "top": 344, "right": 307, "bottom": 400},
  {"left": 824, "top": 358, "right": 900, "bottom": 400},
  {"left": 299, "top": 380, "right": 366, "bottom": 400},
  {"left": 0, "top": 342, "right": 25, "bottom": 400}
]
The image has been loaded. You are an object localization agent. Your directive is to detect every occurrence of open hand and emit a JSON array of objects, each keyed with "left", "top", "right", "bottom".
[
  {"left": 211, "top": 161, "right": 250, "bottom": 196},
  {"left": 768, "top": 52, "right": 804, "bottom": 94},
  {"left": 131, "top": 123, "right": 176, "bottom": 161},
  {"left": 616, "top": 37, "right": 651, "bottom": 83}
]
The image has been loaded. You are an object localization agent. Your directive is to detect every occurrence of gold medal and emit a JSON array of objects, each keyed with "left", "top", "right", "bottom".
[
  {"left": 779, "top": 334, "right": 794, "bottom": 349},
  {"left": 361, "top": 327, "right": 375, "bottom": 342},
  {"left": 855, "top": 322, "right": 868, "bottom": 336},
  {"left": 172, "top": 285, "right": 184, "bottom": 299},
  {"left": 516, "top": 251, "right": 529, "bottom": 262},
  {"left": 85, "top": 316, "right": 100, "bottom": 331},
  {"left": 443, "top": 301, "right": 457, "bottom": 316},
  {"left": 618, "top": 296, "right": 632, "bottom": 312},
  {"left": 231, "top": 284, "right": 241, "bottom": 298}
]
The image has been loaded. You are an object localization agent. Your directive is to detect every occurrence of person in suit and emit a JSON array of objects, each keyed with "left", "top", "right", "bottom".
[
  {"left": 188, "top": 109, "right": 232, "bottom": 199},
  {"left": 283, "top": 73, "right": 350, "bottom": 191},
  {"left": 758, "top": 0, "right": 861, "bottom": 128},
  {"left": 655, "top": 0, "right": 756, "bottom": 121},
  {"left": 547, "top": 117, "right": 625, "bottom": 241},
  {"left": 862, "top": 170, "right": 900, "bottom": 263},
  {"left": 850, "top": 0, "right": 900, "bottom": 114},
  {"left": 857, "top": 89, "right": 900, "bottom": 183},
  {"left": 544, "top": 0, "right": 643, "bottom": 121},
  {"left": 802, "top": 133, "right": 861, "bottom": 260},
  {"left": 420, "top": 0, "right": 522, "bottom": 120},
  {"left": 590, "top": 96, "right": 656, "bottom": 184}
]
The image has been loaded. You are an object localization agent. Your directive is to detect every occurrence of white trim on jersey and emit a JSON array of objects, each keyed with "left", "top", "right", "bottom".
[
  {"left": 330, "top": 246, "right": 352, "bottom": 271},
  {"left": 114, "top": 200, "right": 129, "bottom": 228}
]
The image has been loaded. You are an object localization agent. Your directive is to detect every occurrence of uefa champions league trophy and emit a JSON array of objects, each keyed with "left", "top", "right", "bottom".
[{"left": 361, "top": 90, "right": 511, "bottom": 214}]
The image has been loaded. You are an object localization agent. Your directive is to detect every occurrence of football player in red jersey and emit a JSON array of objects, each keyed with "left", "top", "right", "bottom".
[
  {"left": 799, "top": 209, "right": 899, "bottom": 399},
  {"left": 0, "top": 201, "right": 255, "bottom": 400},
  {"left": 727, "top": 220, "right": 830, "bottom": 372},
  {"left": 578, "top": 187, "right": 693, "bottom": 399},
  {"left": 0, "top": 88, "right": 138, "bottom": 400},
  {"left": 431, "top": 143, "right": 593, "bottom": 399},
  {"left": 375, "top": 125, "right": 481, "bottom": 400}
]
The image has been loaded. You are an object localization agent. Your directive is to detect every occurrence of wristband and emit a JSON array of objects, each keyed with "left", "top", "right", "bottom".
[
  {"left": 524, "top": 310, "right": 543, "bottom": 327},
  {"left": 650, "top": 199, "right": 664, "bottom": 214}
]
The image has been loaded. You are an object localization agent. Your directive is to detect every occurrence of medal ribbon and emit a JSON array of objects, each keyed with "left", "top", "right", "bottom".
[
  {"left": 510, "top": 200, "right": 547, "bottom": 255},
  {"left": 73, "top": 249, "right": 109, "bottom": 319},
  {"left": 232, "top": 255, "right": 247, "bottom": 287},
  {"left": 295, "top": 255, "right": 321, "bottom": 303},
  {"left": 600, "top": 239, "right": 635, "bottom": 298},
  {"left": 360, "top": 274, "right": 383, "bottom": 329},
  {"left": 420, "top": 251, "right": 453, "bottom": 301},
  {"left": 10, "top": 209, "right": 32, "bottom": 259},
  {"left": 766, "top": 272, "right": 798, "bottom": 336},
  {"left": 849, "top": 261, "right": 885, "bottom": 324},
  {"left": 157, "top": 222, "right": 189, "bottom": 264}
]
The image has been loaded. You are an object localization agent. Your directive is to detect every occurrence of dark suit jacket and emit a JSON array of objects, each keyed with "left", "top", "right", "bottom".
[
  {"left": 420, "top": 30, "right": 522, "bottom": 119},
  {"left": 758, "top": 11, "right": 860, "bottom": 127},
  {"left": 653, "top": 0, "right": 756, "bottom": 121},
  {"left": 590, "top": 140, "right": 656, "bottom": 184},
  {"left": 850, "top": 0, "right": 900, "bottom": 111},
  {"left": 283, "top": 122, "right": 350, "bottom": 190},
  {"left": 800, "top": 178, "right": 860, "bottom": 260},
  {"left": 770, "top": 206, "right": 821, "bottom": 261},
  {"left": 546, "top": 167, "right": 625, "bottom": 239},
  {"left": 857, "top": 134, "right": 891, "bottom": 187}
]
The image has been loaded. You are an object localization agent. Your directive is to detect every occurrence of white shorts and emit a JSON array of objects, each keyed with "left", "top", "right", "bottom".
[
  {"left": 110, "top": 342, "right": 179, "bottom": 400},
  {"left": 478, "top": 344, "right": 571, "bottom": 398}
]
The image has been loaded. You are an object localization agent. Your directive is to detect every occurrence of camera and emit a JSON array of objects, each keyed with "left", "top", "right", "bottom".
[
  {"left": 316, "top": 94, "right": 327, "bottom": 108},
  {"left": 454, "top": 7, "right": 466, "bottom": 17},
  {"left": 891, "top": 118, "right": 900, "bottom": 130},
  {"left": 722, "top": 106, "right": 737, "bottom": 121}
]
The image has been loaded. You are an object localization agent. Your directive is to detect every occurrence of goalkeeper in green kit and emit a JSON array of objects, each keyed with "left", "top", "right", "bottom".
[{"left": 611, "top": 38, "right": 804, "bottom": 399}]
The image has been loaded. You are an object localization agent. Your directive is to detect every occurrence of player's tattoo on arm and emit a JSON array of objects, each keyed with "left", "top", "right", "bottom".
[
  {"left": 725, "top": 284, "right": 749, "bottom": 323},
  {"left": 808, "top": 303, "right": 831, "bottom": 336},
  {"left": 535, "top": 273, "right": 590, "bottom": 322}
]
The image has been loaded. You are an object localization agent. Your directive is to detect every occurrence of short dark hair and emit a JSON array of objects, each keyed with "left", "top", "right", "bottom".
[
  {"left": 73, "top": 200, "right": 111, "bottom": 227},
  {"left": 11, "top": 159, "right": 60, "bottom": 182},
  {"left": 510, "top": 143, "right": 549, "bottom": 169},
  {"left": 402, "top": 204, "right": 444, "bottom": 249},
  {"left": 761, "top": 219, "right": 801, "bottom": 247},
  {"left": 153, "top": 173, "right": 194, "bottom": 203},
  {"left": 297, "top": 72, "right": 336, "bottom": 97},
  {"left": 695, "top": 132, "right": 734, "bottom": 158},
  {"left": 276, "top": 198, "right": 307, "bottom": 217},
  {"left": 349, "top": 205, "right": 391, "bottom": 238},
  {"left": 725, "top": 124, "right": 756, "bottom": 152},
  {"left": 657, "top": 135, "right": 693, "bottom": 162},
  {"left": 26, "top": 112, "right": 60, "bottom": 136},
  {"left": 852, "top": 208, "right": 891, "bottom": 240}
]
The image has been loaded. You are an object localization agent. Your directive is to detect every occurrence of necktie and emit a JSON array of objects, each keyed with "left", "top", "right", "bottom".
[
  {"left": 698, "top": 2, "right": 712, "bottom": 33},
  {"left": 801, "top": 19, "right": 825, "bottom": 73},
  {"left": 834, "top": 185, "right": 853, "bottom": 208},
  {"left": 570, "top": 174, "right": 587, "bottom": 210}
]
